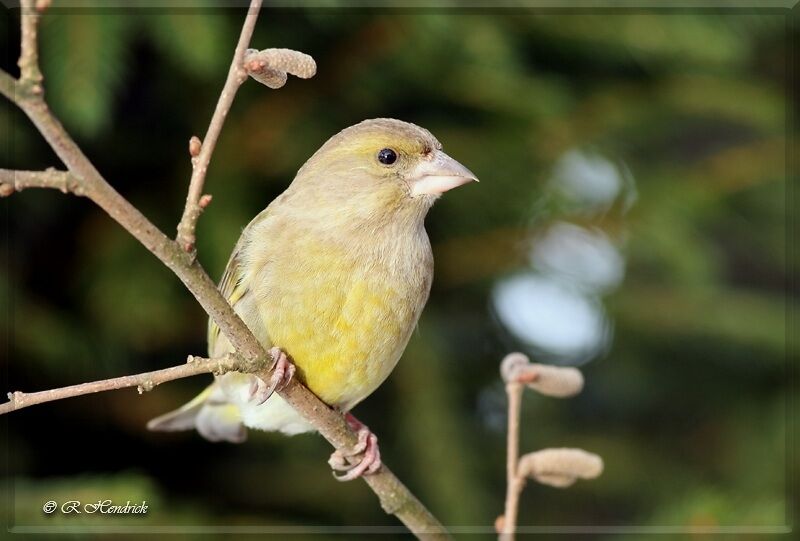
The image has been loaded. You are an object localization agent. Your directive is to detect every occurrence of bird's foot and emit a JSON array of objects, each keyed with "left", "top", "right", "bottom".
[
  {"left": 328, "top": 413, "right": 382, "bottom": 482},
  {"left": 247, "top": 347, "right": 295, "bottom": 406}
]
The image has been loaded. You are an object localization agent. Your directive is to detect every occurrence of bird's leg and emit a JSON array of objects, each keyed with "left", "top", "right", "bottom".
[
  {"left": 247, "top": 347, "right": 295, "bottom": 406},
  {"left": 328, "top": 412, "right": 382, "bottom": 481}
]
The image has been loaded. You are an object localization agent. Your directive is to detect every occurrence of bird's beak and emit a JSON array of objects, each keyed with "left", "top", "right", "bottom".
[{"left": 410, "top": 150, "right": 479, "bottom": 197}]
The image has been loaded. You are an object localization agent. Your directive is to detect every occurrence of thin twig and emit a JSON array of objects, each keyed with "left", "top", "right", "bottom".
[
  {"left": 175, "top": 0, "right": 263, "bottom": 255},
  {"left": 18, "top": 0, "right": 43, "bottom": 87},
  {"left": 0, "top": 354, "right": 241, "bottom": 415},
  {"left": 497, "top": 353, "right": 597, "bottom": 538},
  {"left": 2, "top": 2, "right": 449, "bottom": 538},
  {"left": 0, "top": 167, "right": 83, "bottom": 197},
  {"left": 500, "top": 381, "right": 524, "bottom": 541}
]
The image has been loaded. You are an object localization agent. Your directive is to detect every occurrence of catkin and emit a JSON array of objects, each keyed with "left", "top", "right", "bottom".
[
  {"left": 518, "top": 448, "right": 603, "bottom": 488},
  {"left": 244, "top": 48, "right": 317, "bottom": 89}
]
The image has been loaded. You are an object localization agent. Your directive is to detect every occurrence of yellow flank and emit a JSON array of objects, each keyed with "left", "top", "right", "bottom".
[{"left": 258, "top": 236, "right": 416, "bottom": 409}]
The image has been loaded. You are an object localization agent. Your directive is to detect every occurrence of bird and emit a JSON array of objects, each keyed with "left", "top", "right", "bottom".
[{"left": 148, "top": 118, "right": 478, "bottom": 480}]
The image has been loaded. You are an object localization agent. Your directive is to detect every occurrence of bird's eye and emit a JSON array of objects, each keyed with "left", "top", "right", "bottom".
[{"left": 377, "top": 148, "right": 397, "bottom": 165}]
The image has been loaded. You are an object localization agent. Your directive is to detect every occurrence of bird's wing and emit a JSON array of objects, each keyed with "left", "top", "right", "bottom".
[
  {"left": 207, "top": 206, "right": 277, "bottom": 357},
  {"left": 207, "top": 246, "right": 244, "bottom": 356},
  {"left": 207, "top": 207, "right": 267, "bottom": 357}
]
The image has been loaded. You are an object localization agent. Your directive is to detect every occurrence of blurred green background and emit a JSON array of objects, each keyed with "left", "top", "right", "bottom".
[{"left": 1, "top": 3, "right": 794, "bottom": 538}]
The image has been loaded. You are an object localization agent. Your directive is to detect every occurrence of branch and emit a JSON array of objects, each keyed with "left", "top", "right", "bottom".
[
  {"left": 500, "top": 367, "right": 524, "bottom": 541},
  {"left": 3, "top": 2, "right": 448, "bottom": 538},
  {"left": 18, "top": 0, "right": 44, "bottom": 88},
  {"left": 175, "top": 0, "right": 262, "bottom": 255},
  {"left": 0, "top": 354, "right": 242, "bottom": 415},
  {"left": 0, "top": 167, "right": 84, "bottom": 197},
  {"left": 496, "top": 353, "right": 601, "bottom": 540},
  {"left": 0, "top": 69, "right": 16, "bottom": 101}
]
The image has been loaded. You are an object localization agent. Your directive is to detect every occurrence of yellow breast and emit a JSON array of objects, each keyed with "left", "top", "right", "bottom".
[{"left": 254, "top": 235, "right": 428, "bottom": 409}]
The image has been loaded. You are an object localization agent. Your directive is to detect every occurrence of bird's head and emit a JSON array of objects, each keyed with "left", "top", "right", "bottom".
[{"left": 290, "top": 118, "right": 478, "bottom": 225}]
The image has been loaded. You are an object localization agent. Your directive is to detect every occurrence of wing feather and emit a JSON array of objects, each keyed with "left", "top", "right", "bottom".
[{"left": 207, "top": 209, "right": 270, "bottom": 356}]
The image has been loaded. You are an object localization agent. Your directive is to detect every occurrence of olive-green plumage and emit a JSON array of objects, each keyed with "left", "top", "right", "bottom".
[{"left": 148, "top": 118, "right": 477, "bottom": 441}]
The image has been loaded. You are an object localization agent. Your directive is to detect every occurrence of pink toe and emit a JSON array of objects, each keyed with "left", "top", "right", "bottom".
[{"left": 330, "top": 427, "right": 381, "bottom": 481}]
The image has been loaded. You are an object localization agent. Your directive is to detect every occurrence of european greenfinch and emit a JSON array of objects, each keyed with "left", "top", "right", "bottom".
[{"left": 148, "top": 118, "right": 477, "bottom": 479}]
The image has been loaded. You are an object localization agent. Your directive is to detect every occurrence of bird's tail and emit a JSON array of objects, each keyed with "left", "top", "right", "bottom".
[{"left": 147, "top": 383, "right": 247, "bottom": 443}]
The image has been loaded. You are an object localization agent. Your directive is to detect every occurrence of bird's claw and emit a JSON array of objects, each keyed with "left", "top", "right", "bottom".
[
  {"left": 247, "top": 347, "right": 295, "bottom": 406},
  {"left": 328, "top": 413, "right": 382, "bottom": 482}
]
